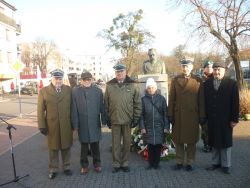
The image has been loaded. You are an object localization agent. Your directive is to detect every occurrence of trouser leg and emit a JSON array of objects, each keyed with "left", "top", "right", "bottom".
[
  {"left": 147, "top": 144, "right": 154, "bottom": 166},
  {"left": 220, "top": 147, "right": 231, "bottom": 167},
  {"left": 61, "top": 148, "right": 71, "bottom": 170},
  {"left": 112, "top": 125, "right": 122, "bottom": 168},
  {"left": 49, "top": 149, "right": 59, "bottom": 173},
  {"left": 212, "top": 147, "right": 221, "bottom": 165},
  {"left": 80, "top": 143, "right": 89, "bottom": 168},
  {"left": 121, "top": 124, "right": 131, "bottom": 167},
  {"left": 90, "top": 142, "right": 101, "bottom": 167},
  {"left": 154, "top": 144, "right": 162, "bottom": 167},
  {"left": 175, "top": 143, "right": 184, "bottom": 165},
  {"left": 186, "top": 143, "right": 196, "bottom": 165}
]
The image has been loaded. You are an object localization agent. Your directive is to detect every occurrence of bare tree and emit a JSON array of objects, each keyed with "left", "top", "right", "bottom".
[
  {"left": 31, "top": 38, "right": 57, "bottom": 73},
  {"left": 167, "top": 0, "right": 250, "bottom": 89},
  {"left": 98, "top": 9, "right": 154, "bottom": 75}
]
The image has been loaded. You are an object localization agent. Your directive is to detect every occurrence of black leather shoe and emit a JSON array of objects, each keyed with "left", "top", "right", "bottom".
[
  {"left": 121, "top": 166, "right": 130, "bottom": 172},
  {"left": 49, "top": 172, "right": 57, "bottom": 179},
  {"left": 64, "top": 169, "right": 72, "bottom": 176},
  {"left": 186, "top": 165, "right": 194, "bottom": 171},
  {"left": 112, "top": 167, "right": 120, "bottom": 173},
  {"left": 222, "top": 167, "right": 230, "bottom": 174},
  {"left": 173, "top": 164, "right": 183, "bottom": 170},
  {"left": 206, "top": 164, "right": 221, "bottom": 171}
]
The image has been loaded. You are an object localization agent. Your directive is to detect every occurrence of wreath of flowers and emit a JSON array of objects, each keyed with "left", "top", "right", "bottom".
[{"left": 131, "top": 127, "right": 176, "bottom": 161}]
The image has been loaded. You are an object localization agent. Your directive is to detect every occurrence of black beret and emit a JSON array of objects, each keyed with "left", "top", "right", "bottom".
[
  {"left": 50, "top": 69, "right": 64, "bottom": 78},
  {"left": 113, "top": 63, "right": 126, "bottom": 71},
  {"left": 81, "top": 71, "right": 92, "bottom": 80},
  {"left": 213, "top": 62, "right": 226, "bottom": 68}
]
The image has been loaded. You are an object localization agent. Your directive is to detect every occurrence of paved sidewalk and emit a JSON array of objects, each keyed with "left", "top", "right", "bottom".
[{"left": 0, "top": 117, "right": 249, "bottom": 188}]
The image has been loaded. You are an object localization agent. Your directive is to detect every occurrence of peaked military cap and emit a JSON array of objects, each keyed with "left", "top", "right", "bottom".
[
  {"left": 113, "top": 63, "right": 126, "bottom": 71},
  {"left": 212, "top": 62, "right": 226, "bottom": 68},
  {"left": 50, "top": 69, "right": 64, "bottom": 78},
  {"left": 203, "top": 59, "right": 214, "bottom": 68},
  {"left": 180, "top": 59, "right": 193, "bottom": 65},
  {"left": 81, "top": 71, "right": 92, "bottom": 80}
]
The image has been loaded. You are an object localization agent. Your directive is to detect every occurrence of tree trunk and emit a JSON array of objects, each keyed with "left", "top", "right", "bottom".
[{"left": 231, "top": 53, "right": 243, "bottom": 90}]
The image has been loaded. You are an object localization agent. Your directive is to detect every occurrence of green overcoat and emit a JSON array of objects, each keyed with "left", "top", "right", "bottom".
[{"left": 37, "top": 83, "right": 72, "bottom": 150}]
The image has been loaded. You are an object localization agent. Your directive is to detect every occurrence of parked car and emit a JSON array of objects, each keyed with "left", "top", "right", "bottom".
[{"left": 21, "top": 81, "right": 38, "bottom": 95}]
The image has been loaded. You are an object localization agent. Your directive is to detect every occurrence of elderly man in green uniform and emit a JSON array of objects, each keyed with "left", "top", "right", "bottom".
[
  {"left": 168, "top": 59, "right": 205, "bottom": 171},
  {"left": 105, "top": 63, "right": 141, "bottom": 173},
  {"left": 143, "top": 48, "right": 166, "bottom": 74},
  {"left": 201, "top": 59, "right": 214, "bottom": 152},
  {"left": 37, "top": 69, "right": 73, "bottom": 179}
]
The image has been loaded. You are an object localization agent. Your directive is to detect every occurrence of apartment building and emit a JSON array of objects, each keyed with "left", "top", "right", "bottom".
[{"left": 0, "top": 0, "right": 21, "bottom": 92}]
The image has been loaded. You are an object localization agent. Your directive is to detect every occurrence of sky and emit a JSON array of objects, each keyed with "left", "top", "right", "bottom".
[{"left": 8, "top": 0, "right": 186, "bottom": 57}]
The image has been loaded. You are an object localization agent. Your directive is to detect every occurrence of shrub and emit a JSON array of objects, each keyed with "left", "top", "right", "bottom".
[{"left": 239, "top": 88, "right": 250, "bottom": 118}]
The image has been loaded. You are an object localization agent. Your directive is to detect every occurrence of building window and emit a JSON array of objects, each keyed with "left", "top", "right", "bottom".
[
  {"left": 7, "top": 52, "right": 12, "bottom": 64},
  {"left": 6, "top": 29, "right": 10, "bottom": 41},
  {"left": 0, "top": 50, "right": 2, "bottom": 63}
]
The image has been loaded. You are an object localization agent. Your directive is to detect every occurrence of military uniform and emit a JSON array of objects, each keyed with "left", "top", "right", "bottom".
[
  {"left": 168, "top": 59, "right": 205, "bottom": 171},
  {"left": 105, "top": 64, "right": 141, "bottom": 172},
  {"left": 37, "top": 69, "right": 73, "bottom": 179}
]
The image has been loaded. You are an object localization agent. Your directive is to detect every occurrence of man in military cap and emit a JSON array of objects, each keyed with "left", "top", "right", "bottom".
[
  {"left": 105, "top": 63, "right": 141, "bottom": 173},
  {"left": 37, "top": 69, "right": 73, "bottom": 179},
  {"left": 143, "top": 48, "right": 166, "bottom": 74},
  {"left": 204, "top": 62, "right": 239, "bottom": 174},
  {"left": 201, "top": 59, "right": 214, "bottom": 152},
  {"left": 71, "top": 71, "right": 106, "bottom": 174},
  {"left": 168, "top": 58, "right": 205, "bottom": 171}
]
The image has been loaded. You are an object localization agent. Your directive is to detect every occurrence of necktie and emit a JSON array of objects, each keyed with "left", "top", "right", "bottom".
[{"left": 56, "top": 88, "right": 61, "bottom": 93}]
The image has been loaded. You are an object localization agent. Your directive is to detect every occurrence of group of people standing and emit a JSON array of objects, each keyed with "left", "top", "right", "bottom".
[{"left": 37, "top": 51, "right": 239, "bottom": 179}]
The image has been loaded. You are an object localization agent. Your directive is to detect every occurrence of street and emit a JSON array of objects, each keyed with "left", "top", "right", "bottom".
[{"left": 0, "top": 94, "right": 38, "bottom": 119}]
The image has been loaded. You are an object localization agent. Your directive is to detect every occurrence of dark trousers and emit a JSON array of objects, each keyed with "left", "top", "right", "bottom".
[
  {"left": 148, "top": 144, "right": 162, "bottom": 167},
  {"left": 80, "top": 142, "right": 101, "bottom": 168}
]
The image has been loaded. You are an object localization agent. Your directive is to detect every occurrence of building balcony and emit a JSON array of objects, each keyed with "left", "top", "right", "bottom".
[{"left": 0, "top": 12, "right": 21, "bottom": 34}]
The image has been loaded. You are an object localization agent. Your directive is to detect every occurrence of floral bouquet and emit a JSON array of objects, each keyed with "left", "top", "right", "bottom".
[{"left": 131, "top": 127, "right": 176, "bottom": 161}]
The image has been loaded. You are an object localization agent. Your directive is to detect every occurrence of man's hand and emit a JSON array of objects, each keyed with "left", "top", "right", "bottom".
[
  {"left": 107, "top": 120, "right": 112, "bottom": 129},
  {"left": 168, "top": 116, "right": 174, "bottom": 125},
  {"left": 39, "top": 128, "right": 48, "bottom": 136},
  {"left": 141, "top": 129, "right": 146, "bottom": 134},
  {"left": 230, "top": 121, "right": 237, "bottom": 128},
  {"left": 130, "top": 118, "right": 140, "bottom": 128},
  {"left": 199, "top": 118, "right": 206, "bottom": 126}
]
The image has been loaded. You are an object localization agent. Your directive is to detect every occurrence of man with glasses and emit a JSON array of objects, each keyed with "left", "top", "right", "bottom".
[
  {"left": 71, "top": 71, "right": 106, "bottom": 174},
  {"left": 105, "top": 63, "right": 141, "bottom": 173},
  {"left": 37, "top": 69, "right": 73, "bottom": 179},
  {"left": 143, "top": 48, "right": 166, "bottom": 74}
]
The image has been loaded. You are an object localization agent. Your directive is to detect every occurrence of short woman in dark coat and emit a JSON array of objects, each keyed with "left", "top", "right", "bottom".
[{"left": 140, "top": 78, "right": 170, "bottom": 169}]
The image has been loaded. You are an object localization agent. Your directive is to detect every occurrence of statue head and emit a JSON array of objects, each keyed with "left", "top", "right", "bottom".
[{"left": 148, "top": 48, "right": 157, "bottom": 63}]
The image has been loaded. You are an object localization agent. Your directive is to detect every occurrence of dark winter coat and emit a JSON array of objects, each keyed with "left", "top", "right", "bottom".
[
  {"left": 37, "top": 84, "right": 72, "bottom": 150},
  {"left": 140, "top": 91, "right": 170, "bottom": 145},
  {"left": 71, "top": 85, "right": 106, "bottom": 143},
  {"left": 168, "top": 74, "right": 205, "bottom": 144},
  {"left": 204, "top": 76, "right": 239, "bottom": 148}
]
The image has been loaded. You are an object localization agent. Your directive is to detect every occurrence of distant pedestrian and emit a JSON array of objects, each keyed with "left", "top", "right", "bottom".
[
  {"left": 37, "top": 69, "right": 73, "bottom": 179},
  {"left": 205, "top": 62, "right": 239, "bottom": 174},
  {"left": 71, "top": 71, "right": 107, "bottom": 174},
  {"left": 140, "top": 78, "right": 170, "bottom": 170},
  {"left": 10, "top": 82, "right": 14, "bottom": 94},
  {"left": 168, "top": 58, "right": 205, "bottom": 171}
]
